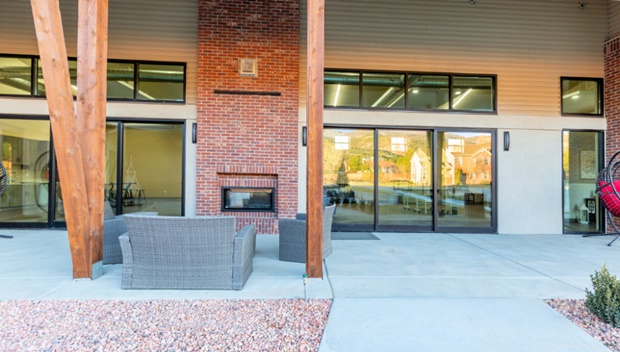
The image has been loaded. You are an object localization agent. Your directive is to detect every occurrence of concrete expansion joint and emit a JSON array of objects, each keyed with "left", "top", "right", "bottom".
[{"left": 446, "top": 233, "right": 558, "bottom": 280}]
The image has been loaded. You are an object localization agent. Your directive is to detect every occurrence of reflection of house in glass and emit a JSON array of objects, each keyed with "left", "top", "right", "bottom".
[
  {"left": 467, "top": 149, "right": 492, "bottom": 184},
  {"left": 410, "top": 148, "right": 430, "bottom": 186},
  {"left": 441, "top": 149, "right": 455, "bottom": 186}
]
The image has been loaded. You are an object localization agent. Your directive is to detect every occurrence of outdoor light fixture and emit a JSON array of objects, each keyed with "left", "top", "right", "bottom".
[
  {"left": 503, "top": 131, "right": 510, "bottom": 151},
  {"left": 302, "top": 126, "right": 307, "bottom": 146},
  {"left": 192, "top": 122, "right": 197, "bottom": 143}
]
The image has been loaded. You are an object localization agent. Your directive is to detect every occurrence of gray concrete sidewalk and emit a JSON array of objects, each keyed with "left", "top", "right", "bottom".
[
  {"left": 2, "top": 229, "right": 620, "bottom": 351},
  {"left": 319, "top": 298, "right": 610, "bottom": 352},
  {"left": 319, "top": 232, "right": 620, "bottom": 351}
]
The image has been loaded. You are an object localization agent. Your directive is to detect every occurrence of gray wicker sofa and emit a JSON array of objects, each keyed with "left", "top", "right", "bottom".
[
  {"left": 278, "top": 204, "right": 336, "bottom": 263},
  {"left": 119, "top": 215, "right": 256, "bottom": 290}
]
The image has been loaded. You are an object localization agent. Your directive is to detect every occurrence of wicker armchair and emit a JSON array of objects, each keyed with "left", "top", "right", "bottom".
[
  {"left": 119, "top": 215, "right": 256, "bottom": 290},
  {"left": 102, "top": 202, "right": 156, "bottom": 265},
  {"left": 278, "top": 204, "right": 336, "bottom": 263}
]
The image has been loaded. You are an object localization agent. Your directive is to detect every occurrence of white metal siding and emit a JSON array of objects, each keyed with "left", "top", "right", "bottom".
[
  {"left": 300, "top": 0, "right": 608, "bottom": 117},
  {"left": 611, "top": 0, "right": 620, "bottom": 38},
  {"left": 0, "top": 0, "right": 198, "bottom": 105}
]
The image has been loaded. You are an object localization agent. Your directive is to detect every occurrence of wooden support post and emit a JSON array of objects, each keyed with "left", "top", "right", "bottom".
[
  {"left": 306, "top": 0, "right": 325, "bottom": 278},
  {"left": 77, "top": 0, "right": 108, "bottom": 267},
  {"left": 31, "top": 0, "right": 92, "bottom": 278}
]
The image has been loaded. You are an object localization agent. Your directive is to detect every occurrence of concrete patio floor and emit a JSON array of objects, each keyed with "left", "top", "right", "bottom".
[{"left": 1, "top": 229, "right": 620, "bottom": 351}]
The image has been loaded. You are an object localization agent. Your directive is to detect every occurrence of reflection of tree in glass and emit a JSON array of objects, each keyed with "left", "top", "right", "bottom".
[
  {"left": 336, "top": 159, "right": 349, "bottom": 188},
  {"left": 348, "top": 154, "right": 362, "bottom": 172}
]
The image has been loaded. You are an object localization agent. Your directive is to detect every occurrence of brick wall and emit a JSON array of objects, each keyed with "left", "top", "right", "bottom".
[
  {"left": 197, "top": 0, "right": 300, "bottom": 234},
  {"left": 605, "top": 37, "right": 620, "bottom": 232},
  {"left": 606, "top": 37, "right": 620, "bottom": 161}
]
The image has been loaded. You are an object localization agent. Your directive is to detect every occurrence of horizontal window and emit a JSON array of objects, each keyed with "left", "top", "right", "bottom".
[
  {"left": 0, "top": 56, "right": 33, "bottom": 95},
  {"left": 137, "top": 63, "right": 184, "bottom": 102},
  {"left": 325, "top": 71, "right": 360, "bottom": 108},
  {"left": 0, "top": 54, "right": 186, "bottom": 103},
  {"left": 325, "top": 70, "right": 496, "bottom": 113},
  {"left": 363, "top": 72, "right": 405, "bottom": 109},
  {"left": 409, "top": 75, "right": 449, "bottom": 110},
  {"left": 561, "top": 77, "right": 602, "bottom": 116}
]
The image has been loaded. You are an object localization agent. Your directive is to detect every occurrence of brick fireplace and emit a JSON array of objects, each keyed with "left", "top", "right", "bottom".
[{"left": 196, "top": 0, "right": 300, "bottom": 234}]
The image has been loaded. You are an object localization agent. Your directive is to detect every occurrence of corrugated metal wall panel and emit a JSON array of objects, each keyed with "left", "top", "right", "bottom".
[
  {"left": 611, "top": 1, "right": 620, "bottom": 38},
  {"left": 300, "top": 0, "right": 608, "bottom": 117},
  {"left": 0, "top": 0, "right": 198, "bottom": 105}
]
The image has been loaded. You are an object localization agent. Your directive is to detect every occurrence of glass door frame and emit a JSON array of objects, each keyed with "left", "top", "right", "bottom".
[
  {"left": 433, "top": 128, "right": 497, "bottom": 233},
  {"left": 102, "top": 118, "right": 187, "bottom": 217},
  {"left": 325, "top": 125, "right": 498, "bottom": 233},
  {"left": 561, "top": 129, "right": 605, "bottom": 235},
  {"left": 0, "top": 115, "right": 52, "bottom": 228},
  {"left": 374, "top": 128, "right": 434, "bottom": 232}
]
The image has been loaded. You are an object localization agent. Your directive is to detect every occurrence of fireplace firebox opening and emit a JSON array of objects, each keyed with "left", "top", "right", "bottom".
[{"left": 221, "top": 187, "right": 275, "bottom": 212}]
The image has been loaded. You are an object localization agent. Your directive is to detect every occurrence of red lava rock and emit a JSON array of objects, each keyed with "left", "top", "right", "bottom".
[
  {"left": 0, "top": 299, "right": 332, "bottom": 352},
  {"left": 546, "top": 299, "right": 620, "bottom": 352}
]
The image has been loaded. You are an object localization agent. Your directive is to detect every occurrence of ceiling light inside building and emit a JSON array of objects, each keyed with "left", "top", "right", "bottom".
[
  {"left": 334, "top": 84, "right": 341, "bottom": 107},
  {"left": 372, "top": 87, "right": 394, "bottom": 107}
]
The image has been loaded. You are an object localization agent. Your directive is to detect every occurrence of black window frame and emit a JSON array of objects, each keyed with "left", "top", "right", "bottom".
[
  {"left": 560, "top": 77, "right": 603, "bottom": 117},
  {"left": 0, "top": 54, "right": 187, "bottom": 103},
  {"left": 325, "top": 69, "right": 497, "bottom": 113},
  {"left": 0, "top": 54, "right": 37, "bottom": 97}
]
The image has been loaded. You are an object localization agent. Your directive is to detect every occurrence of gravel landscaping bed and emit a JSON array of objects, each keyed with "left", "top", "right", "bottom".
[
  {"left": 546, "top": 299, "right": 620, "bottom": 352},
  {"left": 0, "top": 299, "right": 331, "bottom": 352}
]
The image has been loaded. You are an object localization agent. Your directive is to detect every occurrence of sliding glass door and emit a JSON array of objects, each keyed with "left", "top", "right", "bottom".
[
  {"left": 105, "top": 122, "right": 184, "bottom": 217},
  {"left": 562, "top": 131, "right": 603, "bottom": 233},
  {"left": 0, "top": 117, "right": 185, "bottom": 227},
  {"left": 377, "top": 130, "right": 433, "bottom": 230},
  {"left": 436, "top": 131, "right": 494, "bottom": 231},
  {"left": 0, "top": 119, "right": 50, "bottom": 224},
  {"left": 324, "top": 127, "right": 496, "bottom": 233},
  {"left": 323, "top": 129, "right": 375, "bottom": 231}
]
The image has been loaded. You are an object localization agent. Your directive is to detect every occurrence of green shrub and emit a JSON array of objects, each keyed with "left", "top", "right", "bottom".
[{"left": 585, "top": 264, "right": 620, "bottom": 327}]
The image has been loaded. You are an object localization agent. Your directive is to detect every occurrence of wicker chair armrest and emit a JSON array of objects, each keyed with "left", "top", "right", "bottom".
[
  {"left": 232, "top": 224, "right": 256, "bottom": 290},
  {"left": 102, "top": 217, "right": 128, "bottom": 265},
  {"left": 119, "top": 233, "right": 133, "bottom": 289}
]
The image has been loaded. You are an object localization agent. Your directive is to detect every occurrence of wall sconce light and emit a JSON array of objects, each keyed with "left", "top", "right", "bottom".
[
  {"left": 503, "top": 131, "right": 510, "bottom": 151},
  {"left": 578, "top": 2, "right": 586, "bottom": 10},
  {"left": 302, "top": 126, "right": 308, "bottom": 146},
  {"left": 192, "top": 123, "right": 197, "bottom": 144}
]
